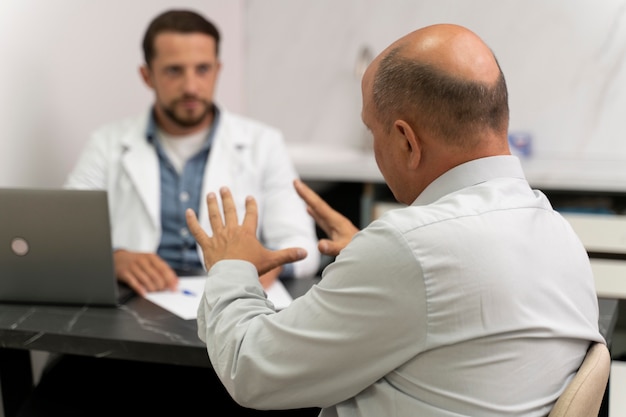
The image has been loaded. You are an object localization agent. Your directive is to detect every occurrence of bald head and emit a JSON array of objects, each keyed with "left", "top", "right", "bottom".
[
  {"left": 365, "top": 23, "right": 509, "bottom": 150},
  {"left": 399, "top": 24, "right": 501, "bottom": 83}
]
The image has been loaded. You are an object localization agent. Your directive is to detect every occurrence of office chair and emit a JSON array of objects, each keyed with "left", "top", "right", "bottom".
[{"left": 548, "top": 342, "right": 611, "bottom": 417}]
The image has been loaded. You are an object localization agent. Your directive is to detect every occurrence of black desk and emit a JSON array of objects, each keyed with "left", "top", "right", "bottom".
[
  {"left": 0, "top": 279, "right": 618, "bottom": 417},
  {"left": 0, "top": 277, "right": 319, "bottom": 417}
]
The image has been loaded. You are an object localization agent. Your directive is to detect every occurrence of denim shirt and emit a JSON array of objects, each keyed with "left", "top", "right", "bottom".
[{"left": 146, "top": 107, "right": 220, "bottom": 273}]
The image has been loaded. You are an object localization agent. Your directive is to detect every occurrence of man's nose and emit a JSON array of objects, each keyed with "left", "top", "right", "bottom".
[{"left": 182, "top": 70, "right": 200, "bottom": 94}]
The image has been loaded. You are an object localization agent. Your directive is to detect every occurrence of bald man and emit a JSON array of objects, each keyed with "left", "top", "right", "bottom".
[{"left": 189, "top": 24, "right": 604, "bottom": 416}]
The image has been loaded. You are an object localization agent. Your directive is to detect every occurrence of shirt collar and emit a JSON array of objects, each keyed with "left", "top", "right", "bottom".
[{"left": 413, "top": 155, "right": 527, "bottom": 206}]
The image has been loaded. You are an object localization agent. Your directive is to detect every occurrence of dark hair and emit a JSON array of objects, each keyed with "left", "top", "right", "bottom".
[
  {"left": 372, "top": 46, "right": 509, "bottom": 148},
  {"left": 142, "top": 9, "right": 221, "bottom": 66}
]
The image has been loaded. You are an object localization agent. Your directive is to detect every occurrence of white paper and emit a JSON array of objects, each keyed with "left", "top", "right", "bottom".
[{"left": 143, "top": 276, "right": 294, "bottom": 320}]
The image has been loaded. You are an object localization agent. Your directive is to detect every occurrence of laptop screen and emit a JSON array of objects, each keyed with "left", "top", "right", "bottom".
[{"left": 0, "top": 188, "right": 121, "bottom": 306}]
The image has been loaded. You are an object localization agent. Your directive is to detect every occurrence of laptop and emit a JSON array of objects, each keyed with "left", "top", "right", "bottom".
[{"left": 0, "top": 187, "right": 132, "bottom": 306}]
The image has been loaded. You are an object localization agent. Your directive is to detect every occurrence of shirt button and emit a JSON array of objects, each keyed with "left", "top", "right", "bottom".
[
  {"left": 180, "top": 228, "right": 189, "bottom": 237},
  {"left": 180, "top": 191, "right": 190, "bottom": 202}
]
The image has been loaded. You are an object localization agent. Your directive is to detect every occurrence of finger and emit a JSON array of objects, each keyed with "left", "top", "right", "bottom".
[
  {"left": 129, "top": 254, "right": 166, "bottom": 291},
  {"left": 118, "top": 272, "right": 146, "bottom": 296},
  {"left": 219, "top": 187, "right": 238, "bottom": 226},
  {"left": 296, "top": 182, "right": 337, "bottom": 232},
  {"left": 294, "top": 179, "right": 318, "bottom": 206},
  {"left": 267, "top": 247, "right": 307, "bottom": 271},
  {"left": 206, "top": 192, "right": 224, "bottom": 232},
  {"left": 306, "top": 206, "right": 330, "bottom": 232},
  {"left": 150, "top": 255, "right": 179, "bottom": 291},
  {"left": 259, "top": 273, "right": 278, "bottom": 289},
  {"left": 294, "top": 179, "right": 331, "bottom": 214},
  {"left": 128, "top": 262, "right": 158, "bottom": 293},
  {"left": 259, "top": 266, "right": 281, "bottom": 289},
  {"left": 242, "top": 195, "right": 259, "bottom": 232},
  {"left": 143, "top": 258, "right": 169, "bottom": 291},
  {"left": 113, "top": 250, "right": 145, "bottom": 295},
  {"left": 165, "top": 274, "right": 179, "bottom": 292},
  {"left": 186, "top": 208, "right": 209, "bottom": 245},
  {"left": 318, "top": 239, "right": 341, "bottom": 257}
]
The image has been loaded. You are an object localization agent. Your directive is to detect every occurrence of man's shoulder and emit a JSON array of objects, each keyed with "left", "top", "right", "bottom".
[
  {"left": 220, "top": 109, "right": 282, "bottom": 137},
  {"left": 92, "top": 112, "right": 149, "bottom": 137}
]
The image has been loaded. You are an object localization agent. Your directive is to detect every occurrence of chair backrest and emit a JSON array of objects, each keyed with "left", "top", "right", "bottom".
[{"left": 548, "top": 342, "right": 611, "bottom": 417}]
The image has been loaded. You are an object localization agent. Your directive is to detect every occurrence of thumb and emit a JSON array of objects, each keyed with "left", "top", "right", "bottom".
[
  {"left": 259, "top": 247, "right": 307, "bottom": 275},
  {"left": 273, "top": 247, "right": 308, "bottom": 265},
  {"left": 318, "top": 239, "right": 342, "bottom": 257}
]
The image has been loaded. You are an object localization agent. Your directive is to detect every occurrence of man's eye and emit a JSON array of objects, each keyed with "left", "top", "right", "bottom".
[
  {"left": 197, "top": 65, "right": 211, "bottom": 75},
  {"left": 164, "top": 67, "right": 182, "bottom": 76}
]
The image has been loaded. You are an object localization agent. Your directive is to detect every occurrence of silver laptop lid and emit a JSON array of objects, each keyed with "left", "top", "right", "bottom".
[{"left": 0, "top": 188, "right": 119, "bottom": 306}]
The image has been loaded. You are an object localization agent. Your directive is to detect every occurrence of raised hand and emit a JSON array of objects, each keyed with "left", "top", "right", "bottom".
[
  {"left": 293, "top": 179, "right": 359, "bottom": 256},
  {"left": 186, "top": 187, "right": 307, "bottom": 276}
]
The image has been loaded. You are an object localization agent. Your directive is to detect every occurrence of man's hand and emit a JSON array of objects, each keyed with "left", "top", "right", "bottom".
[
  {"left": 186, "top": 187, "right": 307, "bottom": 276},
  {"left": 113, "top": 250, "right": 179, "bottom": 296},
  {"left": 259, "top": 266, "right": 282, "bottom": 289},
  {"left": 293, "top": 179, "right": 359, "bottom": 256}
]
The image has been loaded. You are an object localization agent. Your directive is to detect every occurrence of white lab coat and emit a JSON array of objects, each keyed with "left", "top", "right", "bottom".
[{"left": 64, "top": 108, "right": 320, "bottom": 278}]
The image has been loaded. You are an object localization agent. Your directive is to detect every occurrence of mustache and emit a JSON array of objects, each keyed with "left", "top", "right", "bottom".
[
  {"left": 177, "top": 94, "right": 204, "bottom": 102},
  {"left": 173, "top": 95, "right": 213, "bottom": 109}
]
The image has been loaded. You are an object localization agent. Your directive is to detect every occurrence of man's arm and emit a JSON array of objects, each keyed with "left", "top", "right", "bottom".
[{"left": 189, "top": 188, "right": 426, "bottom": 409}]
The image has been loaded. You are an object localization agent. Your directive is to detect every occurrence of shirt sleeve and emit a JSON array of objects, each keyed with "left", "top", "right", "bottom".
[{"left": 197, "top": 220, "right": 428, "bottom": 410}]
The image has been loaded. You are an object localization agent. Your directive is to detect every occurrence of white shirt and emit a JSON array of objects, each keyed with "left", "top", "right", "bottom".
[{"left": 197, "top": 155, "right": 604, "bottom": 416}]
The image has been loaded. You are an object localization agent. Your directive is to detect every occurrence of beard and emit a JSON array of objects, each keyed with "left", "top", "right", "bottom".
[{"left": 162, "top": 96, "right": 213, "bottom": 128}]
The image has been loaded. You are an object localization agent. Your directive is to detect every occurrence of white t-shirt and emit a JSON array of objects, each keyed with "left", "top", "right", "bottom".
[{"left": 156, "top": 127, "right": 209, "bottom": 174}]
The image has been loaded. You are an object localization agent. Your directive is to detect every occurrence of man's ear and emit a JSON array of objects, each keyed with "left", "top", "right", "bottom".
[
  {"left": 393, "top": 119, "right": 421, "bottom": 170},
  {"left": 139, "top": 65, "right": 154, "bottom": 89}
]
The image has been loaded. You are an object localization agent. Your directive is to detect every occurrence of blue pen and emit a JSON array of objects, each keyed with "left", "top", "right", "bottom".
[{"left": 181, "top": 289, "right": 196, "bottom": 296}]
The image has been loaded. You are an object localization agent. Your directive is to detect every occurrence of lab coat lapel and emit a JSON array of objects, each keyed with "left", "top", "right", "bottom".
[
  {"left": 198, "top": 117, "right": 249, "bottom": 231},
  {"left": 121, "top": 137, "right": 161, "bottom": 229}
]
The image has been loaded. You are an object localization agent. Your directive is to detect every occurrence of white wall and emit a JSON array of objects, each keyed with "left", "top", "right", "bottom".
[
  {"left": 0, "top": 0, "right": 244, "bottom": 188},
  {"left": 245, "top": 0, "right": 626, "bottom": 168},
  {"left": 5, "top": 0, "right": 626, "bottom": 189}
]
